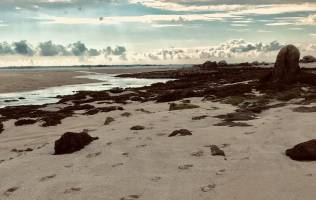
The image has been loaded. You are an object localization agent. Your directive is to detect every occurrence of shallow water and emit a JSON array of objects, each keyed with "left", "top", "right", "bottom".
[{"left": 0, "top": 71, "right": 172, "bottom": 108}]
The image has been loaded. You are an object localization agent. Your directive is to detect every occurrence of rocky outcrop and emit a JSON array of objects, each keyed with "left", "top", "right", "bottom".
[
  {"left": 286, "top": 140, "right": 316, "bottom": 161},
  {"left": 193, "top": 61, "right": 218, "bottom": 70},
  {"left": 54, "top": 131, "right": 99, "bottom": 155},
  {"left": 300, "top": 55, "right": 316, "bottom": 63}
]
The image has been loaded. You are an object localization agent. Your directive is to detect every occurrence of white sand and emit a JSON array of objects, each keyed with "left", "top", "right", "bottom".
[{"left": 0, "top": 98, "right": 316, "bottom": 200}]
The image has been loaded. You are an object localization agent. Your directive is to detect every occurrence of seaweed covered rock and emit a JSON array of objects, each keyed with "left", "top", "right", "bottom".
[
  {"left": 286, "top": 140, "right": 316, "bottom": 161},
  {"left": 54, "top": 131, "right": 99, "bottom": 155}
]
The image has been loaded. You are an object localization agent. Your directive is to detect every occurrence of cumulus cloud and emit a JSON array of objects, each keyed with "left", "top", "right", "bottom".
[
  {"left": 13, "top": 40, "right": 34, "bottom": 56},
  {"left": 0, "top": 40, "right": 127, "bottom": 60},
  {"left": 38, "top": 40, "right": 69, "bottom": 56}
]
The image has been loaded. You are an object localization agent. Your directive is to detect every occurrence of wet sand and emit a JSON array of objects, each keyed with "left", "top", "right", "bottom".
[{"left": 0, "top": 67, "right": 174, "bottom": 93}]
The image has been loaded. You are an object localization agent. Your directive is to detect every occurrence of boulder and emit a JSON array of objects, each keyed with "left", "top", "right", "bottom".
[
  {"left": 286, "top": 140, "right": 316, "bottom": 161},
  {"left": 300, "top": 55, "right": 316, "bottom": 63},
  {"left": 271, "top": 45, "right": 301, "bottom": 84},
  {"left": 54, "top": 131, "right": 98, "bottom": 155}
]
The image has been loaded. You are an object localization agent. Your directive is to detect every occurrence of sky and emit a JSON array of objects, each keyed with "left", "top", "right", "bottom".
[{"left": 0, "top": 0, "right": 316, "bottom": 66}]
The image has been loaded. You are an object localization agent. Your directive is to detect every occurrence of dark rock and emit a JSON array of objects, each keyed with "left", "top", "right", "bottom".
[
  {"left": 168, "top": 129, "right": 192, "bottom": 137},
  {"left": 54, "top": 131, "right": 99, "bottom": 155},
  {"left": 0, "top": 122, "right": 3, "bottom": 134},
  {"left": 109, "top": 87, "right": 124, "bottom": 94},
  {"left": 218, "top": 60, "right": 228, "bottom": 67},
  {"left": 135, "top": 108, "right": 152, "bottom": 113},
  {"left": 169, "top": 103, "right": 199, "bottom": 111},
  {"left": 270, "top": 45, "right": 301, "bottom": 84},
  {"left": 130, "top": 96, "right": 144, "bottom": 102},
  {"left": 4, "top": 99, "right": 18, "bottom": 103},
  {"left": 104, "top": 117, "right": 115, "bottom": 125},
  {"left": 300, "top": 55, "right": 316, "bottom": 63},
  {"left": 286, "top": 140, "right": 316, "bottom": 161},
  {"left": 121, "top": 112, "right": 131, "bottom": 117},
  {"left": 192, "top": 115, "right": 208, "bottom": 120},
  {"left": 11, "top": 148, "right": 33, "bottom": 153},
  {"left": 210, "top": 145, "right": 225, "bottom": 156},
  {"left": 4, "top": 187, "right": 18, "bottom": 196},
  {"left": 130, "top": 125, "right": 145, "bottom": 130},
  {"left": 15, "top": 119, "right": 37, "bottom": 126},
  {"left": 214, "top": 111, "right": 256, "bottom": 122}
]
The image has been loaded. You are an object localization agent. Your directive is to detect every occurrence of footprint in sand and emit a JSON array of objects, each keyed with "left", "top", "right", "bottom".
[
  {"left": 86, "top": 152, "right": 101, "bottom": 158},
  {"left": 112, "top": 163, "right": 124, "bottom": 168},
  {"left": 64, "top": 164, "right": 73, "bottom": 168},
  {"left": 191, "top": 150, "right": 204, "bottom": 157},
  {"left": 151, "top": 176, "right": 162, "bottom": 182},
  {"left": 120, "top": 194, "right": 141, "bottom": 200},
  {"left": 122, "top": 152, "right": 129, "bottom": 157},
  {"left": 136, "top": 144, "right": 147, "bottom": 148},
  {"left": 40, "top": 174, "right": 56, "bottom": 182},
  {"left": 64, "top": 187, "right": 81, "bottom": 194},
  {"left": 200, "top": 184, "right": 216, "bottom": 192},
  {"left": 216, "top": 169, "right": 226, "bottom": 175},
  {"left": 4, "top": 186, "right": 19, "bottom": 196},
  {"left": 178, "top": 164, "right": 193, "bottom": 170}
]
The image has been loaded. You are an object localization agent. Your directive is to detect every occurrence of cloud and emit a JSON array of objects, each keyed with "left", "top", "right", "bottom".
[
  {"left": 13, "top": 40, "right": 35, "bottom": 56},
  {"left": 0, "top": 40, "right": 127, "bottom": 60},
  {"left": 38, "top": 40, "right": 69, "bottom": 56}
]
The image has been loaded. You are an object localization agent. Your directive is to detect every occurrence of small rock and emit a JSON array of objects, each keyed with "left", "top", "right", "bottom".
[
  {"left": 120, "top": 195, "right": 140, "bottom": 200},
  {"left": 210, "top": 145, "right": 225, "bottom": 157},
  {"left": 104, "top": 117, "right": 115, "bottom": 125},
  {"left": 169, "top": 129, "right": 192, "bottom": 137},
  {"left": 192, "top": 115, "right": 208, "bottom": 120},
  {"left": 169, "top": 103, "right": 199, "bottom": 111},
  {"left": 130, "top": 125, "right": 145, "bottom": 130}
]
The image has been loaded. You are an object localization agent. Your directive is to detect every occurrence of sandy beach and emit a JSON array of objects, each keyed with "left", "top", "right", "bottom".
[
  {"left": 0, "top": 62, "right": 316, "bottom": 200},
  {"left": 1, "top": 97, "right": 316, "bottom": 200}
]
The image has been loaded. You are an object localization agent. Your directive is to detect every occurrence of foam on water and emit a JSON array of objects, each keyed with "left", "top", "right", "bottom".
[{"left": 0, "top": 72, "right": 172, "bottom": 108}]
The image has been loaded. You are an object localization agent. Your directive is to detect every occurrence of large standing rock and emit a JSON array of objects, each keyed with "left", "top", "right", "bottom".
[
  {"left": 54, "top": 131, "right": 98, "bottom": 155},
  {"left": 286, "top": 139, "right": 316, "bottom": 161},
  {"left": 271, "top": 45, "right": 301, "bottom": 84}
]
